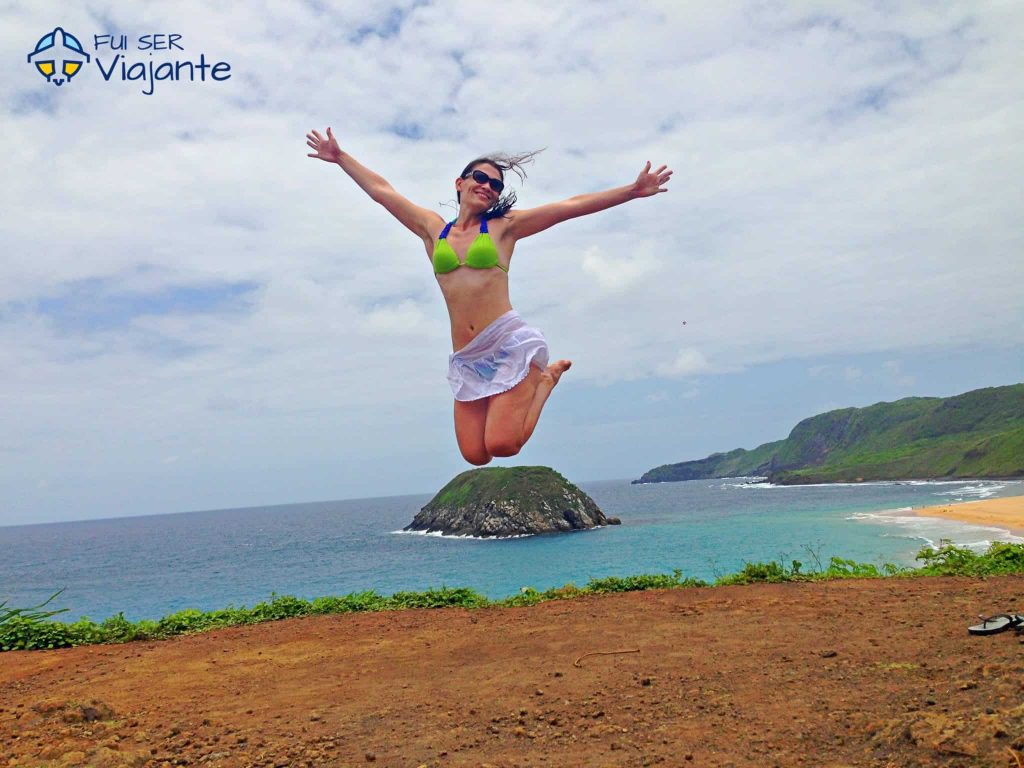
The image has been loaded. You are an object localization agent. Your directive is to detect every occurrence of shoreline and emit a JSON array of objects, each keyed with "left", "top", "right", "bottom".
[{"left": 912, "top": 493, "right": 1024, "bottom": 536}]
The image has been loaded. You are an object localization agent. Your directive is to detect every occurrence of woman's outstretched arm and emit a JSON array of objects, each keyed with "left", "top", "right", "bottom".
[
  {"left": 506, "top": 161, "right": 672, "bottom": 242},
  {"left": 306, "top": 127, "right": 440, "bottom": 242}
]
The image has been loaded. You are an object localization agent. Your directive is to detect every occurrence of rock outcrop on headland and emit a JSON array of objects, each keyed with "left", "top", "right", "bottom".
[{"left": 404, "top": 466, "right": 620, "bottom": 538}]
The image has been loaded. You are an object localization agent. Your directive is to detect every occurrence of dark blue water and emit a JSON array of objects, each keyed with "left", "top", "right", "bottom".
[{"left": 2, "top": 478, "right": 1021, "bottom": 622}]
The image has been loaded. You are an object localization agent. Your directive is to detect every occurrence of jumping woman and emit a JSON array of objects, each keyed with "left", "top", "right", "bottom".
[{"left": 306, "top": 127, "right": 672, "bottom": 465}]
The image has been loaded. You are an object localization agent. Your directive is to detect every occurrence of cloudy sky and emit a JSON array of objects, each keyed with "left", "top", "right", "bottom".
[{"left": 2, "top": 1, "right": 1021, "bottom": 526}]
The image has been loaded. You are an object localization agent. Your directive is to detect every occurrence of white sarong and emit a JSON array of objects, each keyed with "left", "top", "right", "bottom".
[{"left": 447, "top": 310, "right": 549, "bottom": 401}]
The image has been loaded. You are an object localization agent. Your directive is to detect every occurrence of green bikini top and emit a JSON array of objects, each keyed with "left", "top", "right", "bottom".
[{"left": 433, "top": 217, "right": 508, "bottom": 274}]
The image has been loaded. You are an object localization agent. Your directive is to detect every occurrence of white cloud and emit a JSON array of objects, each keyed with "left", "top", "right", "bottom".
[
  {"left": 362, "top": 299, "right": 435, "bottom": 337},
  {"left": 656, "top": 349, "right": 715, "bottom": 378},
  {"left": 580, "top": 242, "right": 661, "bottom": 295},
  {"left": 883, "top": 360, "right": 917, "bottom": 388}
]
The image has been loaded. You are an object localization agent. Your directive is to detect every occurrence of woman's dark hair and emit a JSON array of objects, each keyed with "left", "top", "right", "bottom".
[{"left": 456, "top": 150, "right": 544, "bottom": 219}]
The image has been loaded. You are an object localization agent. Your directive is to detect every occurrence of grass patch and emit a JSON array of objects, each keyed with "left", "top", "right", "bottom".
[{"left": 3, "top": 541, "right": 1023, "bottom": 652}]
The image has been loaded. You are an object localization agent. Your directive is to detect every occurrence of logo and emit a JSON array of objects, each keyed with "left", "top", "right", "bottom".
[
  {"left": 27, "top": 27, "right": 90, "bottom": 86},
  {"left": 25, "top": 28, "right": 231, "bottom": 96}
]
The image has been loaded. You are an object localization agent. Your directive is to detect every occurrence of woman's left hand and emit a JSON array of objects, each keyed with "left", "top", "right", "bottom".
[{"left": 632, "top": 161, "right": 673, "bottom": 198}]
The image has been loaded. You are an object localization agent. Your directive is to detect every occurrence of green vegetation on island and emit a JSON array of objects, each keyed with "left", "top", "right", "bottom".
[
  {"left": 430, "top": 466, "right": 572, "bottom": 510},
  {"left": 4, "top": 540, "right": 1023, "bottom": 652},
  {"left": 635, "top": 383, "right": 1024, "bottom": 485}
]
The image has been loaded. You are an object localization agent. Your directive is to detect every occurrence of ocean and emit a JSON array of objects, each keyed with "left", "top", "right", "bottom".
[{"left": 2, "top": 478, "right": 1022, "bottom": 623}]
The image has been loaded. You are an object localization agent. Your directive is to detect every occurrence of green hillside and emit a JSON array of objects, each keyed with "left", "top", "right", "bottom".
[{"left": 634, "top": 384, "right": 1024, "bottom": 485}]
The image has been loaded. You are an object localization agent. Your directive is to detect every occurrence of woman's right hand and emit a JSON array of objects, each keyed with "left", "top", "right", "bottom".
[{"left": 306, "top": 127, "right": 343, "bottom": 164}]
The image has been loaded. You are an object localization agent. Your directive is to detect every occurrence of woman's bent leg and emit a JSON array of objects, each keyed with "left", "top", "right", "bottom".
[
  {"left": 454, "top": 398, "right": 492, "bottom": 465},
  {"left": 485, "top": 360, "right": 571, "bottom": 457}
]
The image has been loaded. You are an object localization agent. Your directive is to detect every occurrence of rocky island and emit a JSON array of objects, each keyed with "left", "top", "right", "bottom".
[{"left": 404, "top": 466, "right": 620, "bottom": 538}]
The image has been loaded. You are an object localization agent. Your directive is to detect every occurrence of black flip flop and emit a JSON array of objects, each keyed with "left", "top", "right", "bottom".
[{"left": 968, "top": 613, "right": 1024, "bottom": 636}]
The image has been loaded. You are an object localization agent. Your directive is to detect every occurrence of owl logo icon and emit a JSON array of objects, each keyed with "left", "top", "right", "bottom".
[{"left": 27, "top": 27, "right": 91, "bottom": 86}]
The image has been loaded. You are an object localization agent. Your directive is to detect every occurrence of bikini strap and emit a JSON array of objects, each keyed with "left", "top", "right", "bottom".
[{"left": 440, "top": 218, "right": 489, "bottom": 238}]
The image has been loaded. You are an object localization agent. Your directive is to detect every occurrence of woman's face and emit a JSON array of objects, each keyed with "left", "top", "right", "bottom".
[{"left": 457, "top": 162, "right": 504, "bottom": 210}]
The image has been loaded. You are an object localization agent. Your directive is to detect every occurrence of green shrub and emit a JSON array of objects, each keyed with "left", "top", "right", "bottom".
[
  {"left": 586, "top": 570, "right": 706, "bottom": 592},
  {"left": 0, "top": 590, "right": 73, "bottom": 650},
  {"left": 915, "top": 540, "right": 1024, "bottom": 576},
  {"left": 715, "top": 560, "right": 796, "bottom": 585},
  {"left": 823, "top": 557, "right": 895, "bottom": 579},
  {"left": 386, "top": 587, "right": 487, "bottom": 609},
  {"left": 1, "top": 617, "right": 70, "bottom": 651},
  {"left": 310, "top": 591, "right": 385, "bottom": 614},
  {"left": 249, "top": 594, "right": 313, "bottom": 622},
  {"left": 99, "top": 613, "right": 140, "bottom": 643},
  {"left": 157, "top": 608, "right": 215, "bottom": 635}
]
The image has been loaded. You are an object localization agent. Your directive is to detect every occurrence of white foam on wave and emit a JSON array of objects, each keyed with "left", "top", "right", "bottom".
[
  {"left": 904, "top": 479, "right": 977, "bottom": 486},
  {"left": 723, "top": 479, "right": 1023, "bottom": 497},
  {"left": 391, "top": 528, "right": 533, "bottom": 540},
  {"left": 391, "top": 526, "right": 608, "bottom": 541},
  {"left": 729, "top": 480, "right": 899, "bottom": 490},
  {"left": 849, "top": 508, "right": 1024, "bottom": 551},
  {"left": 934, "top": 483, "right": 1004, "bottom": 501},
  {"left": 716, "top": 477, "right": 769, "bottom": 489}
]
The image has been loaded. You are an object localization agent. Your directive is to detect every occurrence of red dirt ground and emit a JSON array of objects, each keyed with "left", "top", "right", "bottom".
[{"left": 3, "top": 576, "right": 1024, "bottom": 768}]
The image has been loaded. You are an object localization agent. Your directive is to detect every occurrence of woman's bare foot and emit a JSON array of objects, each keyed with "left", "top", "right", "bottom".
[{"left": 542, "top": 359, "right": 572, "bottom": 388}]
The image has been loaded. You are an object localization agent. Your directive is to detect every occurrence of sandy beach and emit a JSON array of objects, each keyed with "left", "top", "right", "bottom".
[{"left": 913, "top": 493, "right": 1024, "bottom": 536}]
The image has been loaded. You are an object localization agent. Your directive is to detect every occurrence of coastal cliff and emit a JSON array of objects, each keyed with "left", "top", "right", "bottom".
[
  {"left": 635, "top": 383, "right": 1024, "bottom": 485},
  {"left": 405, "top": 466, "right": 619, "bottom": 538}
]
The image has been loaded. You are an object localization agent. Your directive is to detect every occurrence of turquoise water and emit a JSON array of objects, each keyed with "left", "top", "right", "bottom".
[{"left": 1, "top": 478, "right": 1021, "bottom": 622}]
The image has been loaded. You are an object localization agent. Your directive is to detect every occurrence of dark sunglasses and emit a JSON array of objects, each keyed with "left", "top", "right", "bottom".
[{"left": 462, "top": 169, "right": 504, "bottom": 194}]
